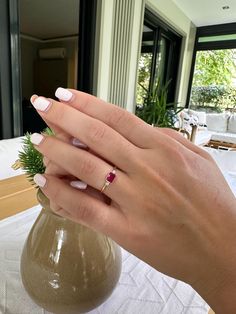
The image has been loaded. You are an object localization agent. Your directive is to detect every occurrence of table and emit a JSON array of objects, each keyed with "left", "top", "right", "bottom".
[{"left": 0, "top": 205, "right": 210, "bottom": 314}]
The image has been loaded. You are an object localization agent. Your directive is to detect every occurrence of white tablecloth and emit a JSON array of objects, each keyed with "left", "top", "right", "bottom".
[{"left": 0, "top": 206, "right": 210, "bottom": 314}]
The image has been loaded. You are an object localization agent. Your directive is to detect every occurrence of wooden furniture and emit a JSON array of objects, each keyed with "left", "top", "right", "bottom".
[
  {"left": 206, "top": 139, "right": 236, "bottom": 150},
  {"left": 0, "top": 174, "right": 38, "bottom": 220},
  {"left": 190, "top": 125, "right": 198, "bottom": 143},
  {"left": 208, "top": 309, "right": 215, "bottom": 314}
]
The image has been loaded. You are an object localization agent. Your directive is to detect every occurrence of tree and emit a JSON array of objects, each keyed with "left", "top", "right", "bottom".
[
  {"left": 193, "top": 49, "right": 236, "bottom": 86},
  {"left": 136, "top": 53, "right": 153, "bottom": 104},
  {"left": 191, "top": 49, "right": 236, "bottom": 110}
]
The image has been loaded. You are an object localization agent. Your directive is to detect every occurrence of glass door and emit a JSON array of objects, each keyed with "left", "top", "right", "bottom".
[{"left": 189, "top": 49, "right": 236, "bottom": 113}]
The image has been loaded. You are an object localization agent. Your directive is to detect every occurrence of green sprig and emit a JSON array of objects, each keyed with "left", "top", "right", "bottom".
[{"left": 18, "top": 128, "right": 53, "bottom": 184}]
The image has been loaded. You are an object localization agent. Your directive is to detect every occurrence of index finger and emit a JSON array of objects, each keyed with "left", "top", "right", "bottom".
[{"left": 55, "top": 88, "right": 156, "bottom": 148}]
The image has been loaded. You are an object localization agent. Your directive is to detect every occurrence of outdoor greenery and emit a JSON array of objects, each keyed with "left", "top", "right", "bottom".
[
  {"left": 136, "top": 81, "right": 183, "bottom": 128},
  {"left": 191, "top": 49, "right": 236, "bottom": 112},
  {"left": 136, "top": 52, "right": 182, "bottom": 128},
  {"left": 136, "top": 53, "right": 153, "bottom": 105},
  {"left": 191, "top": 85, "right": 236, "bottom": 112}
]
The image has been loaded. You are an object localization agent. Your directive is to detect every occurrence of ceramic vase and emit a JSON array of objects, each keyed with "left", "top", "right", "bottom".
[{"left": 20, "top": 190, "right": 122, "bottom": 314}]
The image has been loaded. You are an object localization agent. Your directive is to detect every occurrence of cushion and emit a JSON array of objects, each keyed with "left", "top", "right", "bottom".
[
  {"left": 228, "top": 114, "right": 236, "bottom": 133},
  {"left": 206, "top": 113, "right": 228, "bottom": 132},
  {"left": 189, "top": 110, "right": 206, "bottom": 125}
]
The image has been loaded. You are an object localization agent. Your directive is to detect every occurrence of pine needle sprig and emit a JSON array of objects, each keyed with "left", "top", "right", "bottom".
[{"left": 17, "top": 128, "right": 54, "bottom": 185}]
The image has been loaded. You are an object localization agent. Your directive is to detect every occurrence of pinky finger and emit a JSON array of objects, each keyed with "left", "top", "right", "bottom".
[{"left": 33, "top": 174, "right": 126, "bottom": 238}]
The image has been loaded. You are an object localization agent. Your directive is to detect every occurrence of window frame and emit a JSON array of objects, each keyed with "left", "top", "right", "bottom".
[
  {"left": 186, "top": 22, "right": 236, "bottom": 108},
  {"left": 139, "top": 9, "right": 182, "bottom": 104}
]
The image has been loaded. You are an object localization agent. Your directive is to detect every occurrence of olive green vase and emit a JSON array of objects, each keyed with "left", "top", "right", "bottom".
[{"left": 20, "top": 190, "right": 122, "bottom": 314}]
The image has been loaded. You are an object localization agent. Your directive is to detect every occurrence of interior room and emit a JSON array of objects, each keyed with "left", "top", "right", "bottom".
[
  {"left": 0, "top": 0, "right": 235, "bottom": 313},
  {"left": 20, "top": 0, "right": 79, "bottom": 133}
]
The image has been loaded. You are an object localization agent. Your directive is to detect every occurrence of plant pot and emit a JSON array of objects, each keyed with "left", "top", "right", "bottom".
[{"left": 20, "top": 190, "right": 122, "bottom": 314}]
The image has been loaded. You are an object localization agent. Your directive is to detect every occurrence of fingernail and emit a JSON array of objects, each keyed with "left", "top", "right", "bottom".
[
  {"left": 70, "top": 180, "right": 87, "bottom": 190},
  {"left": 31, "top": 96, "right": 51, "bottom": 111},
  {"left": 30, "top": 94, "right": 38, "bottom": 103},
  {"left": 31, "top": 133, "right": 44, "bottom": 145},
  {"left": 55, "top": 87, "right": 73, "bottom": 102},
  {"left": 72, "top": 138, "right": 88, "bottom": 148},
  {"left": 34, "top": 174, "right": 46, "bottom": 188}
]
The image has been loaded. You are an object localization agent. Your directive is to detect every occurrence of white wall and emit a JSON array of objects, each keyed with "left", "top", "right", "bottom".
[
  {"left": 21, "top": 36, "right": 78, "bottom": 100},
  {"left": 40, "top": 38, "right": 78, "bottom": 89},
  {"left": 96, "top": 0, "right": 196, "bottom": 111}
]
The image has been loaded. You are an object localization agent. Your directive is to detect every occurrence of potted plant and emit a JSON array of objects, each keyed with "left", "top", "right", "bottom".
[{"left": 136, "top": 81, "right": 183, "bottom": 128}]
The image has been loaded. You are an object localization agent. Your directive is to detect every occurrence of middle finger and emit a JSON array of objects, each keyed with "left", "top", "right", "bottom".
[{"left": 31, "top": 96, "right": 138, "bottom": 172}]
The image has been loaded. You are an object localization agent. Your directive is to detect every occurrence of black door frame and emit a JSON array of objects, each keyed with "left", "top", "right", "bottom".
[
  {"left": 0, "top": 0, "right": 98, "bottom": 139},
  {"left": 0, "top": 0, "right": 20, "bottom": 139},
  {"left": 77, "top": 0, "right": 99, "bottom": 95}
]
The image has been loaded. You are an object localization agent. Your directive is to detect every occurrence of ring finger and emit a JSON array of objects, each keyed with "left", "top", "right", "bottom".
[{"left": 31, "top": 133, "right": 130, "bottom": 204}]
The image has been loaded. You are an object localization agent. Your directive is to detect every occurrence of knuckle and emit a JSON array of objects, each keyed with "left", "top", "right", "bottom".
[
  {"left": 107, "top": 108, "right": 127, "bottom": 126},
  {"left": 87, "top": 121, "right": 106, "bottom": 144},
  {"left": 79, "top": 158, "right": 97, "bottom": 176},
  {"left": 159, "top": 127, "right": 178, "bottom": 137}
]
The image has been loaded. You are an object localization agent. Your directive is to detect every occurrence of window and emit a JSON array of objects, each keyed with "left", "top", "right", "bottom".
[
  {"left": 136, "top": 9, "right": 182, "bottom": 107},
  {"left": 187, "top": 23, "right": 236, "bottom": 112}
]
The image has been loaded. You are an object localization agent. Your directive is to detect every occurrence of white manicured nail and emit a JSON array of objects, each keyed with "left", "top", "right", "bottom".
[
  {"left": 70, "top": 180, "right": 87, "bottom": 190},
  {"left": 31, "top": 133, "right": 44, "bottom": 145},
  {"left": 55, "top": 87, "right": 73, "bottom": 102},
  {"left": 32, "top": 97, "right": 51, "bottom": 111},
  {"left": 34, "top": 174, "right": 46, "bottom": 188},
  {"left": 72, "top": 138, "right": 88, "bottom": 148},
  {"left": 30, "top": 94, "right": 38, "bottom": 103}
]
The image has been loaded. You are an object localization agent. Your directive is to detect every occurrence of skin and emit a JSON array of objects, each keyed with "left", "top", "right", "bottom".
[{"left": 30, "top": 90, "right": 236, "bottom": 313}]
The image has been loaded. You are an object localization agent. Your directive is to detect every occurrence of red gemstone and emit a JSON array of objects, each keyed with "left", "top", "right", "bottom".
[{"left": 106, "top": 172, "right": 116, "bottom": 183}]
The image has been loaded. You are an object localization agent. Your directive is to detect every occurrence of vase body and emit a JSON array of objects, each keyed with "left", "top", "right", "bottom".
[{"left": 20, "top": 191, "right": 122, "bottom": 314}]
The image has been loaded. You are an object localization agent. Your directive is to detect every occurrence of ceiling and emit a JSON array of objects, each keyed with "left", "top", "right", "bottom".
[
  {"left": 173, "top": 0, "right": 236, "bottom": 26},
  {"left": 19, "top": 0, "right": 80, "bottom": 40},
  {"left": 19, "top": 0, "right": 236, "bottom": 39}
]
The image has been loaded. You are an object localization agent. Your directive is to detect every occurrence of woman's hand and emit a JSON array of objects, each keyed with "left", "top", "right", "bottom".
[
  {"left": 30, "top": 95, "right": 108, "bottom": 211},
  {"left": 30, "top": 89, "right": 236, "bottom": 313}
]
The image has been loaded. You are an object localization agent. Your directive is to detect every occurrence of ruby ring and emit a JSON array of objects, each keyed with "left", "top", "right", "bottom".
[{"left": 100, "top": 168, "right": 116, "bottom": 193}]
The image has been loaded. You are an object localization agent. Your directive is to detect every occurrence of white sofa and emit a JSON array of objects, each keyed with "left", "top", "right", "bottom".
[
  {"left": 206, "top": 112, "right": 236, "bottom": 145},
  {"left": 181, "top": 110, "right": 236, "bottom": 147}
]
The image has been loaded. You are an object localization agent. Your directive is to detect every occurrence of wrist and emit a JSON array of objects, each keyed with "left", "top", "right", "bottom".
[
  {"left": 194, "top": 268, "right": 236, "bottom": 314},
  {"left": 206, "top": 278, "right": 236, "bottom": 313}
]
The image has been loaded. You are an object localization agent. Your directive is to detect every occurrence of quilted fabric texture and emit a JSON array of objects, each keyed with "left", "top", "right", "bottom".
[{"left": 0, "top": 206, "right": 210, "bottom": 314}]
